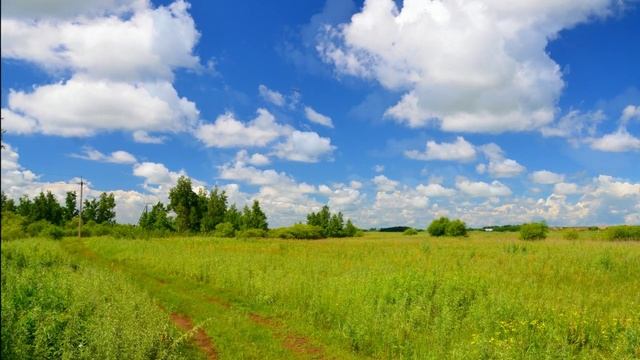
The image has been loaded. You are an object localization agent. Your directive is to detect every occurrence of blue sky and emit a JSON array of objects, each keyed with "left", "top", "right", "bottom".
[{"left": 1, "top": 0, "right": 639, "bottom": 227}]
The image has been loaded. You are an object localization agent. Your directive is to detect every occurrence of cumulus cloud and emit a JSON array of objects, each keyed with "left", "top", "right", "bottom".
[
  {"left": 304, "top": 106, "right": 334, "bottom": 128},
  {"left": 1, "top": 0, "right": 147, "bottom": 20},
  {"left": 133, "top": 131, "right": 167, "bottom": 144},
  {"left": 258, "top": 84, "right": 286, "bottom": 107},
  {"left": 195, "top": 108, "right": 292, "bottom": 148},
  {"left": 531, "top": 170, "right": 565, "bottom": 184},
  {"left": 318, "top": 0, "right": 617, "bottom": 133},
  {"left": 405, "top": 136, "right": 476, "bottom": 162},
  {"left": 621, "top": 105, "right": 640, "bottom": 124},
  {"left": 540, "top": 109, "right": 605, "bottom": 140},
  {"left": 416, "top": 183, "right": 456, "bottom": 197},
  {"left": 4, "top": 77, "right": 198, "bottom": 137},
  {"left": 479, "top": 143, "right": 525, "bottom": 178},
  {"left": 372, "top": 175, "right": 398, "bottom": 192},
  {"left": 589, "top": 129, "right": 640, "bottom": 152},
  {"left": 235, "top": 150, "right": 270, "bottom": 166},
  {"left": 72, "top": 147, "right": 137, "bottom": 164},
  {"left": 272, "top": 131, "right": 335, "bottom": 163},
  {"left": 456, "top": 178, "right": 512, "bottom": 197},
  {"left": 1, "top": 0, "right": 201, "bottom": 138},
  {"left": 553, "top": 182, "right": 581, "bottom": 195}
]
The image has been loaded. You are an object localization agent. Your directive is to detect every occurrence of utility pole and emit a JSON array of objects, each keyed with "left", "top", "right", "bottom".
[{"left": 78, "top": 177, "right": 84, "bottom": 239}]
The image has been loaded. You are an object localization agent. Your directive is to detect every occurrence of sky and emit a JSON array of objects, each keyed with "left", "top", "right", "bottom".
[{"left": 1, "top": 0, "right": 639, "bottom": 228}]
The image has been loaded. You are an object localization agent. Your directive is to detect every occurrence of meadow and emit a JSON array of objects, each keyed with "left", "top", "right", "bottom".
[{"left": 2, "top": 230, "right": 639, "bottom": 359}]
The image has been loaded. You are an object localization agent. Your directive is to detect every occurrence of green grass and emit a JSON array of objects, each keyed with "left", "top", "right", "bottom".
[{"left": 2, "top": 231, "right": 639, "bottom": 359}]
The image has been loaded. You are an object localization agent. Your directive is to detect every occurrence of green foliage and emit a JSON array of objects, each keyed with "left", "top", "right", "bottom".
[
  {"left": 1, "top": 211, "right": 27, "bottom": 240},
  {"left": 605, "top": 225, "right": 640, "bottom": 241},
  {"left": 236, "top": 228, "right": 267, "bottom": 238},
  {"left": 269, "top": 224, "right": 325, "bottom": 239},
  {"left": 306, "top": 205, "right": 358, "bottom": 238},
  {"left": 214, "top": 222, "right": 236, "bottom": 238},
  {"left": 201, "top": 187, "right": 228, "bottom": 232},
  {"left": 519, "top": 222, "right": 549, "bottom": 240},
  {"left": 1, "top": 191, "right": 16, "bottom": 213},
  {"left": 403, "top": 228, "right": 419, "bottom": 236},
  {"left": 139, "top": 202, "right": 173, "bottom": 231},
  {"left": 445, "top": 219, "right": 467, "bottom": 237},
  {"left": 1, "top": 239, "right": 188, "bottom": 359},
  {"left": 224, "top": 205, "right": 242, "bottom": 231},
  {"left": 62, "top": 191, "right": 78, "bottom": 222},
  {"left": 427, "top": 217, "right": 450, "bottom": 236},
  {"left": 168, "top": 176, "right": 202, "bottom": 232},
  {"left": 95, "top": 193, "right": 116, "bottom": 224},
  {"left": 563, "top": 230, "right": 580, "bottom": 240}
]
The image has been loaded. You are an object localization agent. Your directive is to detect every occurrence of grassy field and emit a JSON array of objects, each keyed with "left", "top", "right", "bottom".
[{"left": 2, "top": 231, "right": 639, "bottom": 359}]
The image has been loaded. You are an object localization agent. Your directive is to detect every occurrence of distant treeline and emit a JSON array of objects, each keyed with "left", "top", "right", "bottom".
[{"left": 1, "top": 176, "right": 361, "bottom": 240}]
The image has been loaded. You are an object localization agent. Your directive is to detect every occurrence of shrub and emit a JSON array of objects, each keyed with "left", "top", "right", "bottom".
[
  {"left": 269, "top": 224, "right": 324, "bottom": 239},
  {"left": 519, "top": 222, "right": 548, "bottom": 240},
  {"left": 427, "top": 217, "right": 450, "bottom": 236},
  {"left": 26, "top": 220, "right": 49, "bottom": 237},
  {"left": 1, "top": 212, "right": 27, "bottom": 240},
  {"left": 445, "top": 220, "right": 467, "bottom": 237},
  {"left": 563, "top": 230, "right": 579, "bottom": 240},
  {"left": 605, "top": 225, "right": 640, "bottom": 241},
  {"left": 403, "top": 228, "right": 418, "bottom": 236},
  {"left": 215, "top": 222, "right": 236, "bottom": 238},
  {"left": 45, "top": 225, "right": 65, "bottom": 240},
  {"left": 236, "top": 228, "right": 267, "bottom": 238}
]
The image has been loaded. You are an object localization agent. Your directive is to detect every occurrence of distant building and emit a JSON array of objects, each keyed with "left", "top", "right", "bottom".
[{"left": 484, "top": 228, "right": 493, "bottom": 232}]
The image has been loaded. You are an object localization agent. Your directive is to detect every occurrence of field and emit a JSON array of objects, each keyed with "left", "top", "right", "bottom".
[{"left": 2, "top": 231, "right": 639, "bottom": 359}]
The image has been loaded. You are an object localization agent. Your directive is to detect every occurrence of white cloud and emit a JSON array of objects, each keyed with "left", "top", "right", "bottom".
[
  {"left": 1, "top": 1, "right": 200, "bottom": 81},
  {"left": 531, "top": 170, "right": 565, "bottom": 184},
  {"left": 72, "top": 147, "right": 137, "bottom": 164},
  {"left": 479, "top": 143, "right": 525, "bottom": 178},
  {"left": 416, "top": 183, "right": 456, "bottom": 197},
  {"left": 589, "top": 129, "right": 640, "bottom": 152},
  {"left": 553, "top": 182, "right": 581, "bottom": 195},
  {"left": 195, "top": 108, "right": 292, "bottom": 148},
  {"left": 374, "top": 164, "right": 384, "bottom": 173},
  {"left": 372, "top": 175, "right": 398, "bottom": 192},
  {"left": 235, "top": 150, "right": 270, "bottom": 166},
  {"left": 272, "top": 130, "right": 335, "bottom": 163},
  {"left": 1, "top": 1, "right": 202, "bottom": 138},
  {"left": 405, "top": 136, "right": 476, "bottom": 162},
  {"left": 319, "top": 0, "right": 616, "bottom": 133},
  {"left": 540, "top": 109, "right": 605, "bottom": 139},
  {"left": 133, "top": 130, "right": 167, "bottom": 144},
  {"left": 258, "top": 84, "right": 286, "bottom": 107},
  {"left": 456, "top": 178, "right": 512, "bottom": 197},
  {"left": 5, "top": 76, "right": 198, "bottom": 137},
  {"left": 304, "top": 106, "right": 334, "bottom": 128},
  {"left": 621, "top": 105, "right": 640, "bottom": 125},
  {"left": 0, "top": 108, "right": 37, "bottom": 134},
  {"left": 1, "top": 0, "right": 147, "bottom": 20}
]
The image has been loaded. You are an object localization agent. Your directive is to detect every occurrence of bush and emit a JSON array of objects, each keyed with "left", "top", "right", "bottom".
[
  {"left": 26, "top": 220, "right": 49, "bottom": 237},
  {"left": 214, "top": 222, "right": 236, "bottom": 238},
  {"left": 1, "top": 212, "right": 27, "bottom": 240},
  {"left": 519, "top": 222, "right": 548, "bottom": 240},
  {"left": 403, "top": 228, "right": 419, "bottom": 236},
  {"left": 45, "top": 225, "right": 65, "bottom": 240},
  {"left": 563, "top": 230, "right": 579, "bottom": 240},
  {"left": 269, "top": 224, "right": 324, "bottom": 239},
  {"left": 445, "top": 220, "right": 467, "bottom": 237},
  {"left": 427, "top": 217, "right": 450, "bottom": 236},
  {"left": 605, "top": 225, "right": 640, "bottom": 241},
  {"left": 236, "top": 228, "right": 267, "bottom": 238}
]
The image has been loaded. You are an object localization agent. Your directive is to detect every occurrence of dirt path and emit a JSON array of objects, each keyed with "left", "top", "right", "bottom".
[
  {"left": 249, "top": 313, "right": 326, "bottom": 359},
  {"left": 169, "top": 312, "right": 218, "bottom": 360}
]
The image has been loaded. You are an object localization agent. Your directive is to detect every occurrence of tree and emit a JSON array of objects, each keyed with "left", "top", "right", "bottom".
[
  {"left": 1, "top": 191, "right": 16, "bottom": 213},
  {"left": 63, "top": 191, "right": 78, "bottom": 222},
  {"left": 519, "top": 222, "right": 548, "bottom": 240},
  {"left": 445, "top": 219, "right": 467, "bottom": 237},
  {"left": 250, "top": 200, "right": 268, "bottom": 230},
  {"left": 427, "top": 217, "right": 450, "bottom": 236},
  {"left": 224, "top": 204, "right": 242, "bottom": 231},
  {"left": 168, "top": 176, "right": 201, "bottom": 232},
  {"left": 139, "top": 202, "right": 172, "bottom": 231},
  {"left": 307, "top": 206, "right": 330, "bottom": 230},
  {"left": 82, "top": 198, "right": 99, "bottom": 223},
  {"left": 31, "top": 191, "right": 63, "bottom": 225},
  {"left": 201, "top": 187, "right": 227, "bottom": 232},
  {"left": 326, "top": 212, "right": 344, "bottom": 237},
  {"left": 16, "top": 195, "right": 33, "bottom": 218},
  {"left": 343, "top": 219, "right": 358, "bottom": 237},
  {"left": 95, "top": 192, "right": 116, "bottom": 224}
]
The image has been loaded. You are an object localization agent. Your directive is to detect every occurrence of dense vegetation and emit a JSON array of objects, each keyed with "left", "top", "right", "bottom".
[
  {"left": 4, "top": 232, "right": 635, "bottom": 359},
  {"left": 427, "top": 217, "right": 468, "bottom": 237},
  {"left": 519, "top": 222, "right": 549, "bottom": 240}
]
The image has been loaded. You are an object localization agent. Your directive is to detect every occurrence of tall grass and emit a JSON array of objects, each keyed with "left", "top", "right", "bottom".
[
  {"left": 84, "top": 232, "right": 640, "bottom": 359},
  {"left": 1, "top": 239, "right": 195, "bottom": 359}
]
